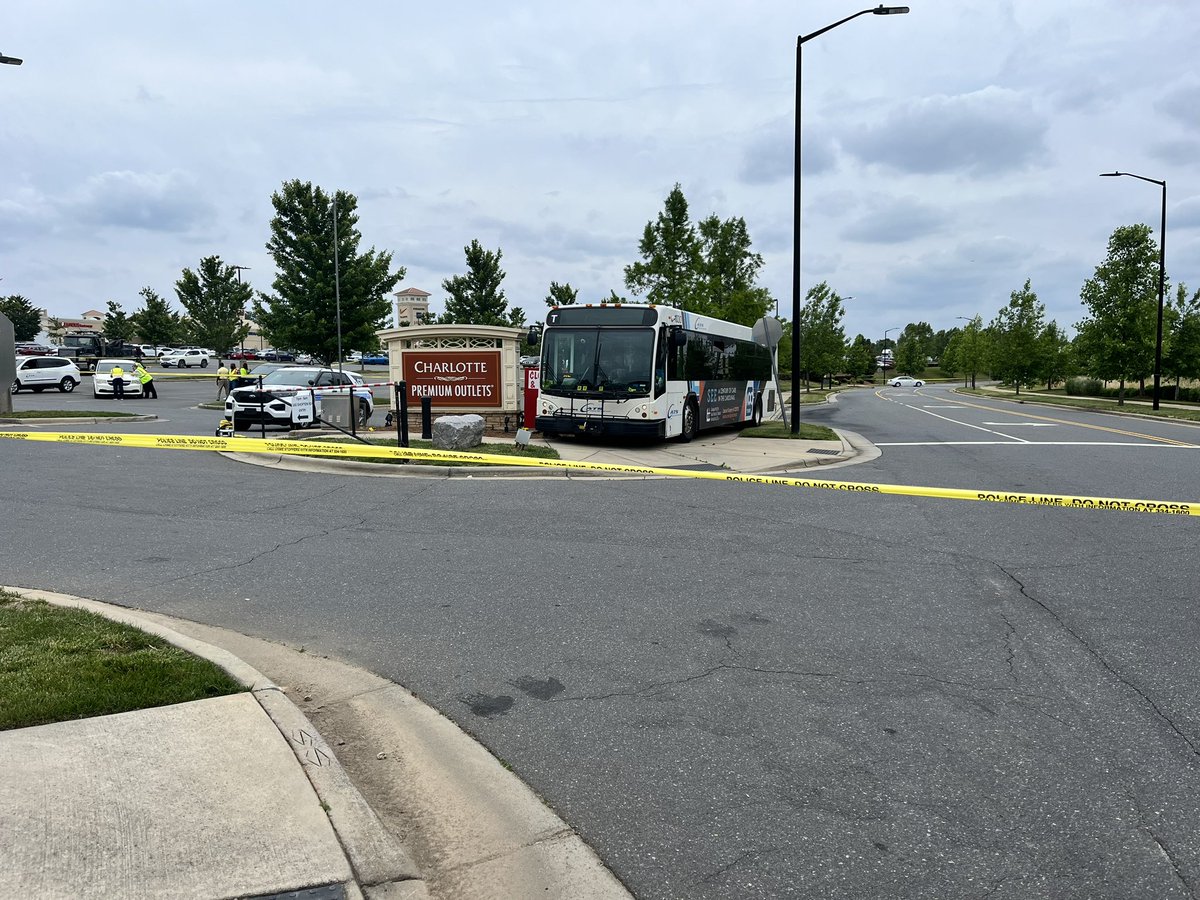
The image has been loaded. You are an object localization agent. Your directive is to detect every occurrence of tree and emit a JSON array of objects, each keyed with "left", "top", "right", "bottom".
[
  {"left": 894, "top": 322, "right": 934, "bottom": 377},
  {"left": 624, "top": 183, "right": 701, "bottom": 310},
  {"left": 440, "top": 239, "right": 523, "bottom": 326},
  {"left": 132, "top": 286, "right": 181, "bottom": 348},
  {"left": 46, "top": 317, "right": 65, "bottom": 344},
  {"left": 957, "top": 315, "right": 988, "bottom": 389},
  {"left": 1036, "top": 321, "right": 1074, "bottom": 390},
  {"left": 795, "top": 281, "right": 846, "bottom": 389},
  {"left": 845, "top": 334, "right": 877, "bottom": 381},
  {"left": 103, "top": 300, "right": 137, "bottom": 343},
  {"left": 175, "top": 257, "right": 252, "bottom": 353},
  {"left": 255, "top": 180, "right": 403, "bottom": 362},
  {"left": 989, "top": 280, "right": 1046, "bottom": 395},
  {"left": 695, "top": 214, "right": 774, "bottom": 325},
  {"left": 1075, "top": 224, "right": 1163, "bottom": 403},
  {"left": 0, "top": 295, "right": 41, "bottom": 341},
  {"left": 940, "top": 331, "right": 961, "bottom": 379},
  {"left": 1163, "top": 283, "right": 1200, "bottom": 397},
  {"left": 545, "top": 281, "right": 578, "bottom": 308}
]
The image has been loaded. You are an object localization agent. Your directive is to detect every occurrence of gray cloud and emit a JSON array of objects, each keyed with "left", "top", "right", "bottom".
[
  {"left": 842, "top": 87, "right": 1050, "bottom": 176},
  {"left": 739, "top": 118, "right": 837, "bottom": 185},
  {"left": 66, "top": 170, "right": 216, "bottom": 233},
  {"left": 1172, "top": 197, "right": 1200, "bottom": 231},
  {"left": 840, "top": 196, "right": 948, "bottom": 244},
  {"left": 1157, "top": 80, "right": 1200, "bottom": 131}
]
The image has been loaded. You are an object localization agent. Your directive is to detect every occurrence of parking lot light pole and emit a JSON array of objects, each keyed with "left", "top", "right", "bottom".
[
  {"left": 1100, "top": 171, "right": 1166, "bottom": 411},
  {"left": 232, "top": 265, "right": 250, "bottom": 360},
  {"left": 882, "top": 325, "right": 900, "bottom": 375},
  {"left": 792, "top": 5, "right": 909, "bottom": 434}
]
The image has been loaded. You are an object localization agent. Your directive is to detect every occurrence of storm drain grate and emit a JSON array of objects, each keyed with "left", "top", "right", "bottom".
[
  {"left": 245, "top": 884, "right": 345, "bottom": 900},
  {"left": 807, "top": 448, "right": 839, "bottom": 456}
]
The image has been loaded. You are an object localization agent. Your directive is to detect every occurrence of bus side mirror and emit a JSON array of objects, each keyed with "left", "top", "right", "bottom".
[
  {"left": 526, "top": 325, "right": 541, "bottom": 347},
  {"left": 671, "top": 328, "right": 686, "bottom": 347}
]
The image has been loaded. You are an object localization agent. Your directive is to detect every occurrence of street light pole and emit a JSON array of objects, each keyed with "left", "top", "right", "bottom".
[
  {"left": 882, "top": 325, "right": 900, "bottom": 376},
  {"left": 1100, "top": 171, "right": 1166, "bottom": 411},
  {"left": 333, "top": 192, "right": 343, "bottom": 374},
  {"left": 232, "top": 265, "right": 251, "bottom": 360},
  {"left": 792, "top": 5, "right": 910, "bottom": 434},
  {"left": 0, "top": 52, "right": 22, "bottom": 66}
]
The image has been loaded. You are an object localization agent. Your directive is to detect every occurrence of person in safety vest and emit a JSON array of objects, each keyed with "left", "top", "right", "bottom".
[
  {"left": 110, "top": 363, "right": 126, "bottom": 399},
  {"left": 234, "top": 362, "right": 250, "bottom": 389},
  {"left": 216, "top": 362, "right": 230, "bottom": 399},
  {"left": 133, "top": 362, "right": 157, "bottom": 399}
]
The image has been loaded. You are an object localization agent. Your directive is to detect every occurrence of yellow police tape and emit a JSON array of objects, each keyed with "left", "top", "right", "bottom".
[{"left": 1, "top": 430, "right": 1197, "bottom": 517}]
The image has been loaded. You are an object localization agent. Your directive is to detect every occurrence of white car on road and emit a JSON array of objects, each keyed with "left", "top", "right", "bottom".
[
  {"left": 12, "top": 356, "right": 81, "bottom": 394},
  {"left": 889, "top": 375, "right": 925, "bottom": 387},
  {"left": 160, "top": 348, "right": 211, "bottom": 368},
  {"left": 93, "top": 358, "right": 144, "bottom": 398}
]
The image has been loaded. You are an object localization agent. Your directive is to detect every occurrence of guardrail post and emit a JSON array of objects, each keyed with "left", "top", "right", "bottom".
[
  {"left": 399, "top": 382, "right": 409, "bottom": 448},
  {"left": 421, "top": 397, "right": 432, "bottom": 439}
]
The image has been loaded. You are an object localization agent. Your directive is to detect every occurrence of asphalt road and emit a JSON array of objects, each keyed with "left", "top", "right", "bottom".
[{"left": 4, "top": 382, "right": 1200, "bottom": 899}]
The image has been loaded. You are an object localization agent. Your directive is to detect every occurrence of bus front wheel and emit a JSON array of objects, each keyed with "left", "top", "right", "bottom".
[{"left": 680, "top": 401, "right": 698, "bottom": 443}]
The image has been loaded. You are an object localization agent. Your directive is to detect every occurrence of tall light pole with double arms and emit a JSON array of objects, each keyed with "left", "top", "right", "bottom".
[
  {"left": 792, "top": 5, "right": 910, "bottom": 433},
  {"left": 1100, "top": 171, "right": 1167, "bottom": 410}
]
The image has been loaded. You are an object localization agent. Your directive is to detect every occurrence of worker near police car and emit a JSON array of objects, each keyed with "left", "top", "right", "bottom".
[
  {"left": 133, "top": 361, "right": 157, "bottom": 399},
  {"left": 216, "top": 362, "right": 230, "bottom": 399},
  {"left": 110, "top": 362, "right": 126, "bottom": 399}
]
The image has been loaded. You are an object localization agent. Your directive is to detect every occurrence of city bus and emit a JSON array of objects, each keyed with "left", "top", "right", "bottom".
[{"left": 530, "top": 303, "right": 779, "bottom": 441}]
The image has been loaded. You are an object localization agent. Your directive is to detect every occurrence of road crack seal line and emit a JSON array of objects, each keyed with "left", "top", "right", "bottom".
[
  {"left": 1000, "top": 612, "right": 1018, "bottom": 683},
  {"left": 159, "top": 522, "right": 350, "bottom": 584},
  {"left": 1129, "top": 787, "right": 1199, "bottom": 899},
  {"left": 548, "top": 663, "right": 1059, "bottom": 704},
  {"left": 993, "top": 562, "right": 1200, "bottom": 757},
  {"left": 697, "top": 847, "right": 780, "bottom": 886}
]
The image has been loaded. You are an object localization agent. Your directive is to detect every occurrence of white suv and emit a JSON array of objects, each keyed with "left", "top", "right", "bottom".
[
  {"left": 224, "top": 366, "right": 374, "bottom": 430},
  {"left": 160, "top": 348, "right": 211, "bottom": 368},
  {"left": 12, "top": 356, "right": 82, "bottom": 393}
]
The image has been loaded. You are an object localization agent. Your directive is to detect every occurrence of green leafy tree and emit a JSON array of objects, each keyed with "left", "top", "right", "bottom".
[
  {"left": 845, "top": 333, "right": 877, "bottom": 381},
  {"left": 695, "top": 214, "right": 773, "bottom": 325},
  {"left": 103, "top": 300, "right": 137, "bottom": 343},
  {"left": 0, "top": 295, "right": 42, "bottom": 341},
  {"left": 46, "top": 316, "right": 65, "bottom": 344},
  {"left": 440, "top": 239, "right": 522, "bottom": 326},
  {"left": 795, "top": 281, "right": 846, "bottom": 389},
  {"left": 175, "top": 257, "right": 252, "bottom": 353},
  {"left": 132, "top": 286, "right": 182, "bottom": 348},
  {"left": 545, "top": 281, "right": 578, "bottom": 307},
  {"left": 940, "top": 331, "right": 962, "bottom": 379},
  {"left": 255, "top": 180, "right": 403, "bottom": 362},
  {"left": 624, "top": 183, "right": 701, "bottom": 310},
  {"left": 894, "top": 322, "right": 934, "bottom": 377},
  {"left": 988, "top": 280, "right": 1046, "bottom": 395},
  {"left": 1075, "top": 224, "right": 1163, "bottom": 403},
  {"left": 1036, "top": 321, "right": 1075, "bottom": 390},
  {"left": 956, "top": 315, "right": 988, "bottom": 388},
  {"left": 1163, "top": 283, "right": 1200, "bottom": 397}
]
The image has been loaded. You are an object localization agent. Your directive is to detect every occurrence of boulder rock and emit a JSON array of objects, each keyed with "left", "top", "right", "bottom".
[{"left": 432, "top": 414, "right": 486, "bottom": 450}]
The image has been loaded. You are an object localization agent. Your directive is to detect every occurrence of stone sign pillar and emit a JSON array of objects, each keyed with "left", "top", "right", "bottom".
[{"left": 376, "top": 323, "right": 525, "bottom": 434}]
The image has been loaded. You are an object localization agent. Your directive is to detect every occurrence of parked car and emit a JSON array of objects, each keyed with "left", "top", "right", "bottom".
[
  {"left": 12, "top": 356, "right": 81, "bottom": 393},
  {"left": 92, "top": 358, "right": 144, "bottom": 398},
  {"left": 15, "top": 343, "right": 56, "bottom": 356},
  {"left": 160, "top": 348, "right": 211, "bottom": 368},
  {"left": 519, "top": 355, "right": 540, "bottom": 367},
  {"left": 224, "top": 366, "right": 373, "bottom": 430},
  {"left": 889, "top": 375, "right": 925, "bottom": 387},
  {"left": 261, "top": 349, "right": 295, "bottom": 362},
  {"left": 360, "top": 352, "right": 388, "bottom": 365}
]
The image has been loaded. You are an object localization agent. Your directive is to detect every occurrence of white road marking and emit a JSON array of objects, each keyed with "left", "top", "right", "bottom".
[
  {"left": 875, "top": 441, "right": 1196, "bottom": 447},
  {"left": 893, "top": 399, "right": 1029, "bottom": 442}
]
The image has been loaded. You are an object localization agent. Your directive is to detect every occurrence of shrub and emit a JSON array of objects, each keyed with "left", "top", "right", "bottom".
[{"left": 1066, "top": 377, "right": 1102, "bottom": 396}]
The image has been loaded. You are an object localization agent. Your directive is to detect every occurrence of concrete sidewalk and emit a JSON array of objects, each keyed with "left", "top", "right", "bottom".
[{"left": 0, "top": 589, "right": 632, "bottom": 900}]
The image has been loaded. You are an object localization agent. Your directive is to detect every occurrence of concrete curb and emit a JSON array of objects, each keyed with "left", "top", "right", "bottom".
[
  {"left": 4, "top": 587, "right": 425, "bottom": 900},
  {"left": 958, "top": 387, "right": 1200, "bottom": 428}
]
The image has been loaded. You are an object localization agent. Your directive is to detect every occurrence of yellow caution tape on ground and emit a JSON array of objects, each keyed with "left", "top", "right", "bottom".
[{"left": 1, "top": 430, "right": 1197, "bottom": 517}]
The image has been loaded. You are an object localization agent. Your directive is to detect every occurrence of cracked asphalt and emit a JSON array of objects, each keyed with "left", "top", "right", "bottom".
[{"left": 4, "top": 383, "right": 1200, "bottom": 898}]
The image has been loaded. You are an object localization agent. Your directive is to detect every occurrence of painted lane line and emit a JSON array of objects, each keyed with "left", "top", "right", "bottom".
[{"left": 875, "top": 441, "right": 1195, "bottom": 447}]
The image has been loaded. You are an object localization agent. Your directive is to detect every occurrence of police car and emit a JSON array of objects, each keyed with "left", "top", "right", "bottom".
[{"left": 224, "top": 366, "right": 373, "bottom": 430}]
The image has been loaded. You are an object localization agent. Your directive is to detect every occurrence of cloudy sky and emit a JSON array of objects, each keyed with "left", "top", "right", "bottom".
[{"left": 3, "top": 0, "right": 1198, "bottom": 342}]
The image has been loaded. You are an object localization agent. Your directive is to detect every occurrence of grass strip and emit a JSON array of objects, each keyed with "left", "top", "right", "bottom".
[
  {"left": 739, "top": 420, "right": 838, "bottom": 441},
  {"left": 0, "top": 592, "right": 245, "bottom": 731},
  {"left": 2, "top": 409, "right": 142, "bottom": 418}
]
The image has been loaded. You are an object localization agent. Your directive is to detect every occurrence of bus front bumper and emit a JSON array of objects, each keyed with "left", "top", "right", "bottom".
[{"left": 537, "top": 415, "right": 666, "bottom": 438}]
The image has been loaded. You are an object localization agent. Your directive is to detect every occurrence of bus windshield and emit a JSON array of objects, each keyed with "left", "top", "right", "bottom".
[{"left": 541, "top": 327, "right": 654, "bottom": 396}]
